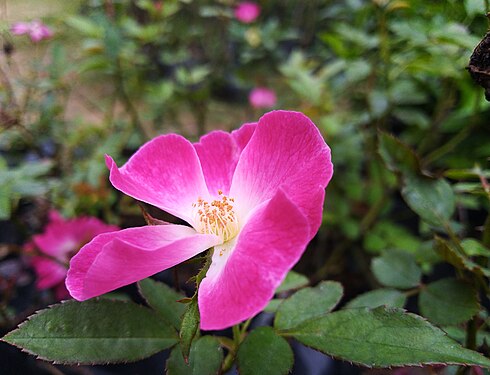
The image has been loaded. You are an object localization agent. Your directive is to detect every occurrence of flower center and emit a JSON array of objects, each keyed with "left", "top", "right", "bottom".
[{"left": 192, "top": 190, "right": 239, "bottom": 243}]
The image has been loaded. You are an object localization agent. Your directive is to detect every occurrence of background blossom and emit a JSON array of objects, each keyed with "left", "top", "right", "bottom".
[
  {"left": 11, "top": 20, "right": 53, "bottom": 42},
  {"left": 26, "top": 210, "right": 118, "bottom": 299},
  {"left": 234, "top": 2, "right": 261, "bottom": 23},
  {"left": 249, "top": 87, "right": 277, "bottom": 109}
]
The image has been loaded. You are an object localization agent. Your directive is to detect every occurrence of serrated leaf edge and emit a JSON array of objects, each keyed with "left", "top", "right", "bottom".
[{"left": 2, "top": 298, "right": 178, "bottom": 365}]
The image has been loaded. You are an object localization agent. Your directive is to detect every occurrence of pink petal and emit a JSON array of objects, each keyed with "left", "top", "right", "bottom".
[
  {"left": 230, "top": 110, "right": 333, "bottom": 238},
  {"left": 106, "top": 134, "right": 210, "bottom": 224},
  {"left": 10, "top": 22, "right": 30, "bottom": 35},
  {"left": 31, "top": 257, "right": 67, "bottom": 290},
  {"left": 193, "top": 123, "right": 256, "bottom": 196},
  {"left": 28, "top": 20, "right": 53, "bottom": 42},
  {"left": 34, "top": 216, "right": 118, "bottom": 258},
  {"left": 198, "top": 188, "right": 310, "bottom": 330},
  {"left": 66, "top": 225, "right": 220, "bottom": 301},
  {"left": 231, "top": 122, "right": 257, "bottom": 150}
]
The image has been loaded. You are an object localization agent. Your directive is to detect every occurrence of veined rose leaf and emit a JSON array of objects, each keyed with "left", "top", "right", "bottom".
[
  {"left": 138, "top": 278, "right": 186, "bottom": 329},
  {"left": 288, "top": 307, "right": 490, "bottom": 368},
  {"left": 401, "top": 176, "right": 455, "bottom": 227},
  {"left": 419, "top": 278, "right": 480, "bottom": 326},
  {"left": 2, "top": 299, "right": 178, "bottom": 364},
  {"left": 371, "top": 250, "right": 421, "bottom": 289},
  {"left": 166, "top": 336, "right": 223, "bottom": 375},
  {"left": 434, "top": 236, "right": 490, "bottom": 278},
  {"left": 274, "top": 281, "right": 343, "bottom": 330},
  {"left": 378, "top": 131, "right": 421, "bottom": 176},
  {"left": 237, "top": 327, "right": 293, "bottom": 375},
  {"left": 264, "top": 299, "right": 283, "bottom": 314},
  {"left": 275, "top": 270, "right": 309, "bottom": 294},
  {"left": 345, "top": 288, "right": 407, "bottom": 309}
]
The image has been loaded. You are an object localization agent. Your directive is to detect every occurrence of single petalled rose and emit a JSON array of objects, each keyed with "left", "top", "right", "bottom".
[
  {"left": 234, "top": 1, "right": 261, "bottom": 23},
  {"left": 249, "top": 87, "right": 277, "bottom": 109},
  {"left": 11, "top": 20, "right": 53, "bottom": 42},
  {"left": 66, "top": 110, "right": 333, "bottom": 330},
  {"left": 26, "top": 210, "right": 118, "bottom": 299}
]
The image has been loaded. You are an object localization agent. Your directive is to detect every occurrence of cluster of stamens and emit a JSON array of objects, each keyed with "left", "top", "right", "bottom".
[{"left": 192, "top": 190, "right": 239, "bottom": 243}]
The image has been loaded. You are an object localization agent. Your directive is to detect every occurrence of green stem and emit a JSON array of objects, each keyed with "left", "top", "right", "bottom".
[
  {"left": 423, "top": 122, "right": 475, "bottom": 166},
  {"left": 220, "top": 323, "right": 242, "bottom": 373},
  {"left": 404, "top": 287, "right": 421, "bottom": 297},
  {"left": 466, "top": 317, "right": 477, "bottom": 351},
  {"left": 220, "top": 319, "right": 251, "bottom": 373},
  {"left": 232, "top": 324, "right": 241, "bottom": 347},
  {"left": 221, "top": 351, "right": 235, "bottom": 373},
  {"left": 241, "top": 319, "right": 252, "bottom": 335},
  {"left": 482, "top": 213, "right": 490, "bottom": 248}
]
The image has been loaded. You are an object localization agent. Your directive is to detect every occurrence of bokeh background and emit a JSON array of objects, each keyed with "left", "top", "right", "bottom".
[{"left": 1, "top": 1, "right": 490, "bottom": 374}]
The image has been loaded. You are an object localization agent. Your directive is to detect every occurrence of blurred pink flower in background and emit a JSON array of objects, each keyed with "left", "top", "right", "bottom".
[
  {"left": 26, "top": 210, "right": 118, "bottom": 299},
  {"left": 249, "top": 87, "right": 277, "bottom": 109},
  {"left": 11, "top": 20, "right": 53, "bottom": 42},
  {"left": 235, "top": 2, "right": 261, "bottom": 23}
]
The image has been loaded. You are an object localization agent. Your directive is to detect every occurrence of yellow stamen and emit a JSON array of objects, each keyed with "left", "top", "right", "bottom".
[{"left": 193, "top": 191, "right": 239, "bottom": 244}]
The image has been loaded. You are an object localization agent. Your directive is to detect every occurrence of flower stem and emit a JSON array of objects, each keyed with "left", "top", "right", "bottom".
[{"left": 220, "top": 320, "right": 251, "bottom": 373}]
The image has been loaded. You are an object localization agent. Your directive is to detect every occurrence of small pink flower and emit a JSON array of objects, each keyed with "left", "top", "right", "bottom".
[
  {"left": 26, "top": 210, "right": 118, "bottom": 297},
  {"left": 249, "top": 87, "right": 277, "bottom": 109},
  {"left": 11, "top": 20, "right": 53, "bottom": 42},
  {"left": 234, "top": 2, "right": 261, "bottom": 23},
  {"left": 66, "top": 110, "right": 333, "bottom": 330}
]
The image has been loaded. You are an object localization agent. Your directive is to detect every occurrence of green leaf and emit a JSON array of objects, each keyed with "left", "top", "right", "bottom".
[
  {"left": 345, "top": 289, "right": 407, "bottom": 309},
  {"left": 444, "top": 326, "right": 490, "bottom": 347},
  {"left": 419, "top": 278, "right": 480, "bottom": 326},
  {"left": 461, "top": 239, "right": 490, "bottom": 257},
  {"left": 378, "top": 131, "right": 421, "bottom": 177},
  {"left": 401, "top": 177, "right": 455, "bottom": 227},
  {"left": 371, "top": 250, "right": 422, "bottom": 289},
  {"left": 465, "top": 0, "right": 486, "bottom": 18},
  {"left": 289, "top": 307, "right": 490, "bottom": 368},
  {"left": 275, "top": 271, "right": 309, "bottom": 294},
  {"left": 434, "top": 236, "right": 490, "bottom": 278},
  {"left": 0, "top": 184, "right": 12, "bottom": 220},
  {"left": 166, "top": 336, "right": 223, "bottom": 375},
  {"left": 16, "top": 160, "right": 53, "bottom": 178},
  {"left": 65, "top": 16, "right": 104, "bottom": 38},
  {"left": 264, "top": 299, "right": 283, "bottom": 314},
  {"left": 138, "top": 278, "right": 186, "bottom": 329},
  {"left": 275, "top": 281, "right": 343, "bottom": 330},
  {"left": 2, "top": 300, "right": 177, "bottom": 364},
  {"left": 237, "top": 327, "right": 293, "bottom": 375},
  {"left": 179, "top": 299, "right": 200, "bottom": 362}
]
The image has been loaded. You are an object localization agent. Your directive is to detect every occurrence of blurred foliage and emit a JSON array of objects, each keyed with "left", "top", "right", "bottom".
[{"left": 2, "top": 0, "right": 490, "bottom": 372}]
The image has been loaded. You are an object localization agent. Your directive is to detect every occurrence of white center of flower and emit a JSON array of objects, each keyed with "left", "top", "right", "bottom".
[{"left": 192, "top": 190, "right": 239, "bottom": 243}]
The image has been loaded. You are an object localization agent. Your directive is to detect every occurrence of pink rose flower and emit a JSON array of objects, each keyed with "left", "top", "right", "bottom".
[
  {"left": 27, "top": 210, "right": 118, "bottom": 299},
  {"left": 249, "top": 87, "right": 277, "bottom": 109},
  {"left": 234, "top": 2, "right": 261, "bottom": 23},
  {"left": 11, "top": 20, "right": 53, "bottom": 42},
  {"left": 66, "top": 110, "right": 333, "bottom": 330}
]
